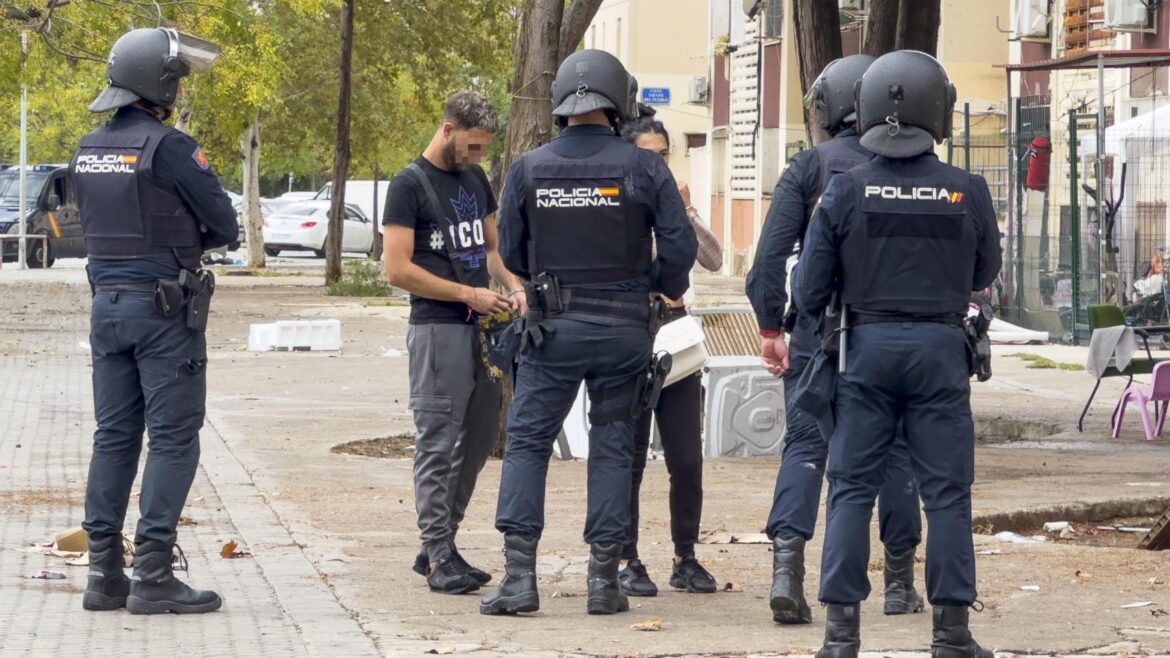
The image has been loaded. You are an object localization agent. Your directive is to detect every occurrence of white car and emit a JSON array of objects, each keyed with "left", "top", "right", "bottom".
[{"left": 262, "top": 200, "right": 374, "bottom": 258}]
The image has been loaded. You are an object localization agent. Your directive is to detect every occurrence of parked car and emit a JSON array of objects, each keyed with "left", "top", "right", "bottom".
[
  {"left": 226, "top": 193, "right": 277, "bottom": 250},
  {"left": 1, "top": 165, "right": 85, "bottom": 268},
  {"left": 314, "top": 180, "right": 390, "bottom": 228},
  {"left": 262, "top": 200, "right": 373, "bottom": 257}
]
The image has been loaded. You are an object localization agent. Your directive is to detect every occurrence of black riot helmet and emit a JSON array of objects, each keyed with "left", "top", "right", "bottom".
[
  {"left": 89, "top": 28, "right": 220, "bottom": 113},
  {"left": 551, "top": 49, "right": 638, "bottom": 127},
  {"left": 856, "top": 50, "right": 957, "bottom": 159},
  {"left": 807, "top": 54, "right": 874, "bottom": 134}
]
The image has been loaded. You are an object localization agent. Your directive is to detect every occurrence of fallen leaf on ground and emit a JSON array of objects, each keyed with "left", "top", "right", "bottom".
[
  {"left": 65, "top": 553, "right": 89, "bottom": 567},
  {"left": 699, "top": 532, "right": 770, "bottom": 545},
  {"left": 177, "top": 516, "right": 197, "bottom": 526},
  {"left": 220, "top": 540, "right": 239, "bottom": 558},
  {"left": 26, "top": 570, "right": 66, "bottom": 580},
  {"left": 1153, "top": 609, "right": 1169, "bottom": 617},
  {"left": 1150, "top": 577, "right": 1165, "bottom": 585},
  {"left": 722, "top": 582, "right": 743, "bottom": 592},
  {"left": 632, "top": 619, "right": 663, "bottom": 631},
  {"left": 1075, "top": 570, "right": 1093, "bottom": 580}
]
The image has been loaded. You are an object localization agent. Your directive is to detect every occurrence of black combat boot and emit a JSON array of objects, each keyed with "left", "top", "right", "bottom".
[
  {"left": 618, "top": 558, "right": 658, "bottom": 597},
  {"left": 815, "top": 604, "right": 861, "bottom": 658},
  {"left": 479, "top": 535, "right": 539, "bottom": 615},
  {"left": 82, "top": 535, "right": 129, "bottom": 611},
  {"left": 586, "top": 543, "right": 629, "bottom": 615},
  {"left": 770, "top": 536, "right": 813, "bottom": 624},
  {"left": 931, "top": 606, "right": 994, "bottom": 658},
  {"left": 883, "top": 548, "right": 925, "bottom": 615},
  {"left": 126, "top": 541, "right": 222, "bottom": 614}
]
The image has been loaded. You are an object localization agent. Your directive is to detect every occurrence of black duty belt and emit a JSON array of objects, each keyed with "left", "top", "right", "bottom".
[
  {"left": 93, "top": 282, "right": 161, "bottom": 293},
  {"left": 851, "top": 311, "right": 965, "bottom": 328},
  {"left": 558, "top": 289, "right": 651, "bottom": 325}
]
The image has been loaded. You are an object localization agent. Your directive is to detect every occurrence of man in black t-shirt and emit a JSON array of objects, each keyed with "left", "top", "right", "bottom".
[{"left": 383, "top": 92, "right": 525, "bottom": 595}]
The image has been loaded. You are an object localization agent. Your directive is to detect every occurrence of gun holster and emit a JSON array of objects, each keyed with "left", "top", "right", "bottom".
[
  {"left": 153, "top": 279, "right": 185, "bottom": 319},
  {"left": 179, "top": 269, "right": 215, "bottom": 332},
  {"left": 782, "top": 303, "right": 799, "bottom": 334},
  {"left": 649, "top": 298, "right": 669, "bottom": 336},
  {"left": 964, "top": 300, "right": 993, "bottom": 382},
  {"left": 631, "top": 351, "right": 674, "bottom": 417}
]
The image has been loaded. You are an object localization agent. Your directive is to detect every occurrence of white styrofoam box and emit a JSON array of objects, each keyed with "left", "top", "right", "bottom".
[
  {"left": 655, "top": 315, "right": 710, "bottom": 387},
  {"left": 703, "top": 356, "right": 785, "bottom": 458},
  {"left": 248, "top": 319, "right": 342, "bottom": 352}
]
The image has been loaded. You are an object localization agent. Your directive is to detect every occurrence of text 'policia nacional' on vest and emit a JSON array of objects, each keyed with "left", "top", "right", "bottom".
[{"left": 535, "top": 186, "right": 622, "bottom": 208}]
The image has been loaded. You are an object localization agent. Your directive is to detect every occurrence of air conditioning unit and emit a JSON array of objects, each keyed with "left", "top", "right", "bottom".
[
  {"left": 1104, "top": 0, "right": 1152, "bottom": 32},
  {"left": 839, "top": 0, "right": 865, "bottom": 11},
  {"left": 1014, "top": 0, "right": 1050, "bottom": 39},
  {"left": 689, "top": 75, "right": 710, "bottom": 104}
]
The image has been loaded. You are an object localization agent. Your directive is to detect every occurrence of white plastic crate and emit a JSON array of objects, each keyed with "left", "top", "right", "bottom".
[{"left": 248, "top": 319, "right": 342, "bottom": 352}]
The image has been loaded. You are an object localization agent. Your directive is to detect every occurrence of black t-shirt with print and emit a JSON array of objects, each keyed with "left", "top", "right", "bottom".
[{"left": 384, "top": 157, "right": 497, "bottom": 324}]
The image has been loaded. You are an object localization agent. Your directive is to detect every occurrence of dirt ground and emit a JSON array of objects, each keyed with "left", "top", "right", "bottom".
[{"left": 5, "top": 265, "right": 1170, "bottom": 656}]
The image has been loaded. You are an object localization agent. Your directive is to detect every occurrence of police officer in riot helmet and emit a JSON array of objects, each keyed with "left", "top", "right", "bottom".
[
  {"left": 747, "top": 55, "right": 925, "bottom": 625},
  {"left": 794, "top": 51, "right": 1000, "bottom": 656},
  {"left": 482, "top": 49, "right": 697, "bottom": 616},
  {"left": 71, "top": 28, "right": 237, "bottom": 614}
]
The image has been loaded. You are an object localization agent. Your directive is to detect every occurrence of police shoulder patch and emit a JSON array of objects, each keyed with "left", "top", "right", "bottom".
[{"left": 192, "top": 147, "right": 210, "bottom": 170}]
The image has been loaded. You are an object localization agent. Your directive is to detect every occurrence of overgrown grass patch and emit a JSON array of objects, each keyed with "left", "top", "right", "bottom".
[{"left": 327, "top": 259, "right": 391, "bottom": 297}]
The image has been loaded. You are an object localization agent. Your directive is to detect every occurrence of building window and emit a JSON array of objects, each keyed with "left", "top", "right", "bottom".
[
  {"left": 1063, "top": 0, "right": 1112, "bottom": 55},
  {"left": 763, "top": 0, "right": 782, "bottom": 39},
  {"left": 685, "top": 133, "right": 707, "bottom": 156}
]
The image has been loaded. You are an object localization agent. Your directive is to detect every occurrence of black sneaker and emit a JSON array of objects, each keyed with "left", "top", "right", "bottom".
[
  {"left": 426, "top": 553, "right": 480, "bottom": 595},
  {"left": 618, "top": 559, "right": 659, "bottom": 597},
  {"left": 414, "top": 548, "right": 491, "bottom": 585},
  {"left": 452, "top": 549, "right": 492, "bottom": 585},
  {"left": 669, "top": 555, "right": 717, "bottom": 594},
  {"left": 412, "top": 549, "right": 429, "bottom": 577}
]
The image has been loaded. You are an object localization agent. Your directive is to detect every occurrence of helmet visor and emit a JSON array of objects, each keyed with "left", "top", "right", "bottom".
[{"left": 164, "top": 29, "right": 219, "bottom": 73}]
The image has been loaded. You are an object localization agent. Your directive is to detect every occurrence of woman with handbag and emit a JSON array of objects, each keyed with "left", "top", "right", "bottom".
[{"left": 618, "top": 117, "right": 724, "bottom": 595}]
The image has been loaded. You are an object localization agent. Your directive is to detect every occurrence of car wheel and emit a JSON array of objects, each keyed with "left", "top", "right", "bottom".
[
  {"left": 265, "top": 246, "right": 281, "bottom": 257},
  {"left": 27, "top": 232, "right": 54, "bottom": 269}
]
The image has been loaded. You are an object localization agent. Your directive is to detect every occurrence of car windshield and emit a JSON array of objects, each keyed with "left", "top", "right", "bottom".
[{"left": 0, "top": 171, "right": 48, "bottom": 209}]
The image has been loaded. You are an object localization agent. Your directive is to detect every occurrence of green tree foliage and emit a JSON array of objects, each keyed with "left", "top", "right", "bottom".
[{"left": 0, "top": 0, "right": 518, "bottom": 191}]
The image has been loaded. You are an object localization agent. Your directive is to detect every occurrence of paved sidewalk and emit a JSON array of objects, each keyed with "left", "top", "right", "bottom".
[{"left": 0, "top": 348, "right": 377, "bottom": 657}]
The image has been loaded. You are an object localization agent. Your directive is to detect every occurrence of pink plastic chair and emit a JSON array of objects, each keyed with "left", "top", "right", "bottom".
[{"left": 1112, "top": 361, "right": 1170, "bottom": 441}]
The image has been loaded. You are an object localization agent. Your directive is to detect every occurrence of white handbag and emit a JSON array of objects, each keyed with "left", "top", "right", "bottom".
[{"left": 653, "top": 315, "right": 710, "bottom": 387}]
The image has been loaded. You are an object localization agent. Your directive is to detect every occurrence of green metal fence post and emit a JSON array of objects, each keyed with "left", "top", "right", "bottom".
[{"left": 1069, "top": 110, "right": 1081, "bottom": 346}]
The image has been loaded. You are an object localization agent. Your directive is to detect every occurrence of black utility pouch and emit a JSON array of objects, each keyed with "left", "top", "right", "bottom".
[
  {"left": 180, "top": 270, "right": 215, "bottom": 332},
  {"left": 153, "top": 279, "right": 185, "bottom": 318}
]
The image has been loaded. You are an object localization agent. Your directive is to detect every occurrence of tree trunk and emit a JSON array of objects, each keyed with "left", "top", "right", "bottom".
[
  {"left": 240, "top": 119, "right": 266, "bottom": 269},
  {"left": 895, "top": 0, "right": 941, "bottom": 56},
  {"left": 174, "top": 106, "right": 193, "bottom": 134},
  {"left": 559, "top": 0, "right": 605, "bottom": 61},
  {"left": 326, "top": 0, "right": 355, "bottom": 285},
  {"left": 496, "top": 0, "right": 565, "bottom": 197},
  {"left": 370, "top": 164, "right": 383, "bottom": 261},
  {"left": 863, "top": 0, "right": 899, "bottom": 57},
  {"left": 793, "top": 0, "right": 844, "bottom": 145}
]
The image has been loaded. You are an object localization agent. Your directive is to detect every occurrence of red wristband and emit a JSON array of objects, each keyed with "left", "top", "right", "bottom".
[{"left": 759, "top": 329, "right": 781, "bottom": 338}]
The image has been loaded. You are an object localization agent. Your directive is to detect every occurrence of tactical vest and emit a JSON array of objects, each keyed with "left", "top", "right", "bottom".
[
  {"left": 70, "top": 118, "right": 202, "bottom": 270},
  {"left": 524, "top": 139, "right": 652, "bottom": 286},
  {"left": 813, "top": 135, "right": 872, "bottom": 204},
  {"left": 839, "top": 160, "right": 978, "bottom": 316}
]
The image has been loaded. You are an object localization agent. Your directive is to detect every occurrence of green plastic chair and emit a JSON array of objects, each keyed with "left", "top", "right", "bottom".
[{"left": 1079, "top": 304, "right": 1163, "bottom": 431}]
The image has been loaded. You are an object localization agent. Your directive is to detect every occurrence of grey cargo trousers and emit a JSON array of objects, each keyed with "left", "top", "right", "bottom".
[{"left": 408, "top": 322, "right": 501, "bottom": 561}]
